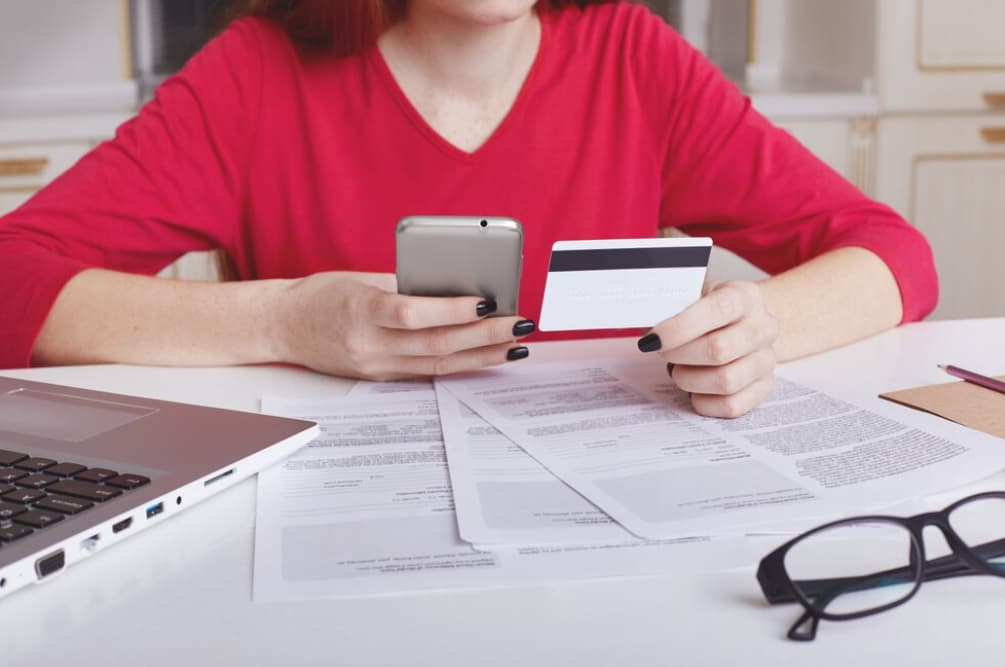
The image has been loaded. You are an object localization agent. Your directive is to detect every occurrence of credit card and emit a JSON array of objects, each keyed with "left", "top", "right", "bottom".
[{"left": 538, "top": 237, "right": 712, "bottom": 331}]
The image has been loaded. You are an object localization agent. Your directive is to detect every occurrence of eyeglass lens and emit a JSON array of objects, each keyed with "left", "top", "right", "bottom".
[
  {"left": 783, "top": 520, "right": 920, "bottom": 616},
  {"left": 948, "top": 495, "right": 1005, "bottom": 571}
]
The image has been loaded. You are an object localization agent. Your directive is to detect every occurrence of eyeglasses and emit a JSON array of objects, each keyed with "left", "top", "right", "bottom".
[{"left": 756, "top": 491, "right": 1005, "bottom": 641}]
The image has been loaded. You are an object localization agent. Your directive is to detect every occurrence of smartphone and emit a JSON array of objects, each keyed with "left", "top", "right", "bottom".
[{"left": 395, "top": 216, "right": 524, "bottom": 316}]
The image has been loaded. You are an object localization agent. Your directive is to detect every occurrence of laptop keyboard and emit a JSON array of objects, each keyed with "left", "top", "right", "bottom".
[{"left": 0, "top": 449, "right": 149, "bottom": 547}]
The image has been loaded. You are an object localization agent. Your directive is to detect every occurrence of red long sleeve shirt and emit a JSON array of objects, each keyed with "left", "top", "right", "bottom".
[{"left": 0, "top": 3, "right": 937, "bottom": 369}]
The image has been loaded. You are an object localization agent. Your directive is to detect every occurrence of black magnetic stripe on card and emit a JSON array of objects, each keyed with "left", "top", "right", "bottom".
[{"left": 548, "top": 246, "right": 711, "bottom": 272}]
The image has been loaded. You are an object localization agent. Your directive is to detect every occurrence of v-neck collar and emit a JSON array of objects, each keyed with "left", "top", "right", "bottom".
[{"left": 369, "top": 10, "right": 550, "bottom": 164}]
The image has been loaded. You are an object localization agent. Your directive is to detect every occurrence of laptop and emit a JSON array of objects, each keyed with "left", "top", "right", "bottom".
[{"left": 0, "top": 376, "right": 319, "bottom": 599}]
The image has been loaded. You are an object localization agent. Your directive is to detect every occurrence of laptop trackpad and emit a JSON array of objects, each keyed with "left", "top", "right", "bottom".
[{"left": 0, "top": 389, "right": 157, "bottom": 443}]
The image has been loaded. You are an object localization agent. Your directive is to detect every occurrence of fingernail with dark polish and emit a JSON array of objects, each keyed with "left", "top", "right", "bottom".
[
  {"left": 512, "top": 320, "right": 536, "bottom": 337},
  {"left": 638, "top": 333, "right": 662, "bottom": 353},
  {"left": 477, "top": 299, "right": 497, "bottom": 317},
  {"left": 506, "top": 346, "right": 530, "bottom": 362},
  {"left": 667, "top": 363, "right": 675, "bottom": 378}
]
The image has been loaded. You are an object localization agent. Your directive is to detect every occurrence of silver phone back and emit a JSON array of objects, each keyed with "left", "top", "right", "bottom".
[{"left": 396, "top": 216, "right": 524, "bottom": 316}]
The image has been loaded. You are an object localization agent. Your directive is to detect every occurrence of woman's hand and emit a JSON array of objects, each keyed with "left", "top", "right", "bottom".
[
  {"left": 275, "top": 271, "right": 535, "bottom": 380},
  {"left": 637, "top": 281, "right": 779, "bottom": 418}
]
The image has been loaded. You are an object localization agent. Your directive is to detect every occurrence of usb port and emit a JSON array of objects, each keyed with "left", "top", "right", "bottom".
[
  {"left": 112, "top": 517, "right": 132, "bottom": 533},
  {"left": 145, "top": 502, "right": 164, "bottom": 519},
  {"left": 80, "top": 534, "right": 101, "bottom": 553}
]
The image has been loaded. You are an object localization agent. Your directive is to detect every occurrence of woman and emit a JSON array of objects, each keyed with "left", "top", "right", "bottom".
[{"left": 0, "top": 0, "right": 937, "bottom": 417}]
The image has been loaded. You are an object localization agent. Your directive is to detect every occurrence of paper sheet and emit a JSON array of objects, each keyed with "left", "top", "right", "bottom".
[
  {"left": 253, "top": 393, "right": 754, "bottom": 602},
  {"left": 353, "top": 379, "right": 652, "bottom": 547},
  {"left": 434, "top": 383, "right": 645, "bottom": 547},
  {"left": 438, "top": 358, "right": 1005, "bottom": 540}
]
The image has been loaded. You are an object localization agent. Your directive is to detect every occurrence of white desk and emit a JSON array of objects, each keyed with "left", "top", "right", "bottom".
[{"left": 3, "top": 319, "right": 1005, "bottom": 667}]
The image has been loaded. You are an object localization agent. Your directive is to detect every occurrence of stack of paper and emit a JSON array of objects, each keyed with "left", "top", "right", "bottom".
[{"left": 253, "top": 358, "right": 1005, "bottom": 602}]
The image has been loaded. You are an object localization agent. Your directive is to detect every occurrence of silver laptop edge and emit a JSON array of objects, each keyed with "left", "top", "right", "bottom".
[{"left": 0, "top": 377, "right": 319, "bottom": 599}]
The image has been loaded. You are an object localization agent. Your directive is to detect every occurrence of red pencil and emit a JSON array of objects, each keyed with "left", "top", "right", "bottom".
[{"left": 939, "top": 364, "right": 1005, "bottom": 396}]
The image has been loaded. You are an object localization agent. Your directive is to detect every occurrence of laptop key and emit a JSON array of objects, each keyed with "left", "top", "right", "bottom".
[
  {"left": 14, "top": 457, "right": 57, "bottom": 472},
  {"left": 0, "top": 450, "right": 28, "bottom": 467},
  {"left": 0, "top": 524, "right": 33, "bottom": 542},
  {"left": 0, "top": 483, "right": 13, "bottom": 496},
  {"left": 105, "top": 474, "right": 151, "bottom": 490},
  {"left": 2, "top": 488, "right": 46, "bottom": 504},
  {"left": 46, "top": 462, "right": 87, "bottom": 478},
  {"left": 33, "top": 495, "right": 94, "bottom": 515},
  {"left": 74, "top": 468, "right": 118, "bottom": 483},
  {"left": 0, "top": 501, "right": 27, "bottom": 520},
  {"left": 0, "top": 468, "right": 28, "bottom": 484},
  {"left": 14, "top": 510, "right": 64, "bottom": 529},
  {"left": 48, "top": 480, "right": 122, "bottom": 502},
  {"left": 15, "top": 474, "right": 60, "bottom": 490}
]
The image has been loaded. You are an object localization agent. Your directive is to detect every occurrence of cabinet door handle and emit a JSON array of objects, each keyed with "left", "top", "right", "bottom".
[
  {"left": 986, "top": 92, "right": 1005, "bottom": 109},
  {"left": 982, "top": 127, "right": 1005, "bottom": 144},
  {"left": 0, "top": 157, "right": 49, "bottom": 177}
]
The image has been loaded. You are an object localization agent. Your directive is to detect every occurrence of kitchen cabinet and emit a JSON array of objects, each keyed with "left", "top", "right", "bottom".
[
  {"left": 877, "top": 0, "right": 1005, "bottom": 112},
  {"left": 733, "top": 0, "right": 1005, "bottom": 317},
  {"left": 0, "top": 141, "right": 96, "bottom": 220},
  {"left": 0, "top": 1, "right": 133, "bottom": 119},
  {"left": 0, "top": 191, "right": 34, "bottom": 218},
  {"left": 871, "top": 0, "right": 1005, "bottom": 319},
  {"left": 0, "top": 142, "right": 93, "bottom": 201},
  {"left": 775, "top": 117, "right": 876, "bottom": 195},
  {"left": 875, "top": 115, "right": 1005, "bottom": 319}
]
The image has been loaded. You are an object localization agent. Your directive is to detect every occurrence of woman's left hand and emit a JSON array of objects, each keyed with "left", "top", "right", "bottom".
[{"left": 637, "top": 281, "right": 779, "bottom": 418}]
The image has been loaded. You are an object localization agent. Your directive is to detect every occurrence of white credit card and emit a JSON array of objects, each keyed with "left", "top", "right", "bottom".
[{"left": 538, "top": 237, "right": 712, "bottom": 332}]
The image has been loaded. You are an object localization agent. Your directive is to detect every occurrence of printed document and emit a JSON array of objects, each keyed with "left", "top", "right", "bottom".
[
  {"left": 438, "top": 359, "right": 1005, "bottom": 540},
  {"left": 435, "top": 383, "right": 642, "bottom": 547},
  {"left": 353, "top": 379, "right": 635, "bottom": 546},
  {"left": 353, "top": 380, "right": 642, "bottom": 547},
  {"left": 253, "top": 393, "right": 752, "bottom": 602}
]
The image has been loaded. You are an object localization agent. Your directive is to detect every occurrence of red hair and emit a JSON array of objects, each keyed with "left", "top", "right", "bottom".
[{"left": 246, "top": 0, "right": 617, "bottom": 57}]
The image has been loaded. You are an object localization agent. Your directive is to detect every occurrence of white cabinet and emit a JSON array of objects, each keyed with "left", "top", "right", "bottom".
[
  {"left": 0, "top": 1, "right": 135, "bottom": 118},
  {"left": 739, "top": 0, "right": 1005, "bottom": 319},
  {"left": 775, "top": 117, "right": 877, "bottom": 195},
  {"left": 0, "top": 191, "right": 33, "bottom": 217},
  {"left": 872, "top": 0, "right": 1005, "bottom": 319},
  {"left": 877, "top": 0, "right": 1005, "bottom": 112},
  {"left": 914, "top": 158, "right": 1005, "bottom": 319},
  {"left": 918, "top": 0, "right": 1005, "bottom": 69},
  {"left": 0, "top": 0, "right": 128, "bottom": 88},
  {"left": 875, "top": 115, "right": 1005, "bottom": 319},
  {"left": 0, "top": 142, "right": 94, "bottom": 217},
  {"left": 0, "top": 142, "right": 93, "bottom": 191},
  {"left": 776, "top": 119, "right": 853, "bottom": 180}
]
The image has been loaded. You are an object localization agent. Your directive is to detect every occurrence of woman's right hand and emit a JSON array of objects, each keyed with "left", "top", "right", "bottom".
[{"left": 275, "top": 271, "right": 535, "bottom": 380}]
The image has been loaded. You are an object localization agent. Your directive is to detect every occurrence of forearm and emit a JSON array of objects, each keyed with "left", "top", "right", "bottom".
[
  {"left": 32, "top": 268, "right": 294, "bottom": 367},
  {"left": 758, "top": 246, "right": 904, "bottom": 362}
]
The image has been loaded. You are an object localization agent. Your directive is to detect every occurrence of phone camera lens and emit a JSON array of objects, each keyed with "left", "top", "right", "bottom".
[{"left": 480, "top": 219, "right": 488, "bottom": 228}]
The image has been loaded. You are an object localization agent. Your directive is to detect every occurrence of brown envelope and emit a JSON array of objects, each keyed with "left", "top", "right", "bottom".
[{"left": 880, "top": 375, "right": 1005, "bottom": 441}]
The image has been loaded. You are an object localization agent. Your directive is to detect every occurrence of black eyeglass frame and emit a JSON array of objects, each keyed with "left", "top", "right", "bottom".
[{"left": 757, "top": 491, "right": 1005, "bottom": 641}]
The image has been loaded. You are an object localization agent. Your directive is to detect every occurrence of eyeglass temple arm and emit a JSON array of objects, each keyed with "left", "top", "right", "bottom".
[{"left": 922, "top": 537, "right": 1005, "bottom": 581}]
